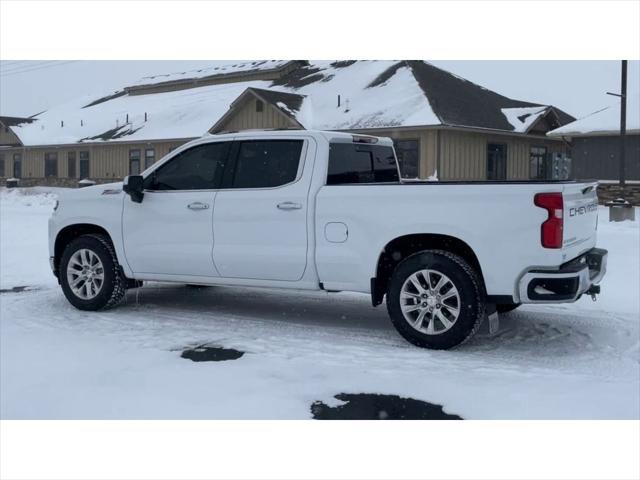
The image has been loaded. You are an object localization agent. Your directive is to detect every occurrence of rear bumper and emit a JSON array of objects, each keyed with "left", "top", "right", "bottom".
[{"left": 518, "top": 248, "right": 607, "bottom": 303}]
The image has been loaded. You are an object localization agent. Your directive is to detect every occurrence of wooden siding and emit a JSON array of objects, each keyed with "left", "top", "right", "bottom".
[
  {"left": 214, "top": 97, "right": 298, "bottom": 132},
  {"left": 1, "top": 127, "right": 570, "bottom": 183},
  {"left": 351, "top": 128, "right": 438, "bottom": 178},
  {"left": 437, "top": 129, "right": 567, "bottom": 180},
  {"left": 0, "top": 140, "right": 188, "bottom": 179},
  {"left": 0, "top": 127, "right": 22, "bottom": 146}
]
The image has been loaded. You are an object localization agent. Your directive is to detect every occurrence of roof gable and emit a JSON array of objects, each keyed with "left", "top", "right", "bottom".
[{"left": 209, "top": 87, "right": 305, "bottom": 133}]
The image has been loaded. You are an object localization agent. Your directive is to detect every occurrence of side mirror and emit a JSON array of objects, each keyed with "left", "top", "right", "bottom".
[{"left": 123, "top": 175, "right": 144, "bottom": 203}]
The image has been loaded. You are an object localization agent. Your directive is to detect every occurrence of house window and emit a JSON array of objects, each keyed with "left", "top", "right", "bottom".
[
  {"left": 129, "top": 149, "right": 141, "bottom": 175},
  {"left": 393, "top": 139, "right": 420, "bottom": 178},
  {"left": 67, "top": 152, "right": 76, "bottom": 178},
  {"left": 0, "top": 154, "right": 5, "bottom": 177},
  {"left": 487, "top": 143, "right": 507, "bottom": 180},
  {"left": 530, "top": 146, "right": 548, "bottom": 180},
  {"left": 44, "top": 152, "right": 58, "bottom": 177},
  {"left": 256, "top": 99, "right": 264, "bottom": 113},
  {"left": 13, "top": 153, "right": 22, "bottom": 178},
  {"left": 79, "top": 151, "right": 90, "bottom": 179},
  {"left": 145, "top": 148, "right": 155, "bottom": 169}
]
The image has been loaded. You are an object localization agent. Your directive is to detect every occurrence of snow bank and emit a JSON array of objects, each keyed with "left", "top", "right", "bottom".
[{"left": 0, "top": 187, "right": 63, "bottom": 208}]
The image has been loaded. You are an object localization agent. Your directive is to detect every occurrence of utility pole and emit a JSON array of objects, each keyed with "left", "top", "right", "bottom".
[
  {"left": 606, "top": 60, "right": 628, "bottom": 189},
  {"left": 619, "top": 60, "right": 627, "bottom": 188}
]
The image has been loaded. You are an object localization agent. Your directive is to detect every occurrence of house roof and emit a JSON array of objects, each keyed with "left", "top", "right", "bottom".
[
  {"left": 0, "top": 115, "right": 36, "bottom": 127},
  {"left": 128, "top": 60, "right": 295, "bottom": 91},
  {"left": 8, "top": 60, "right": 576, "bottom": 147},
  {"left": 548, "top": 92, "right": 640, "bottom": 137}
]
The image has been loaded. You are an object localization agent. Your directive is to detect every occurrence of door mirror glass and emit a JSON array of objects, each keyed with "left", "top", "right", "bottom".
[{"left": 123, "top": 175, "right": 144, "bottom": 203}]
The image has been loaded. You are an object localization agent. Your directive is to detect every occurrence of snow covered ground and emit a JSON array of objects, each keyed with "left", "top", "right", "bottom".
[{"left": 1, "top": 188, "right": 638, "bottom": 419}]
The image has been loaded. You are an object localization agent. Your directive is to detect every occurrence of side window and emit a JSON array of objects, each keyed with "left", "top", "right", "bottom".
[
  {"left": 487, "top": 143, "right": 507, "bottom": 180},
  {"left": 79, "top": 151, "right": 90, "bottom": 179},
  {"left": 393, "top": 139, "right": 420, "bottom": 178},
  {"left": 529, "top": 146, "right": 547, "bottom": 180},
  {"left": 129, "top": 149, "right": 141, "bottom": 175},
  {"left": 147, "top": 142, "right": 230, "bottom": 191},
  {"left": 0, "top": 154, "right": 5, "bottom": 177},
  {"left": 44, "top": 152, "right": 58, "bottom": 177},
  {"left": 67, "top": 152, "right": 76, "bottom": 178},
  {"left": 231, "top": 140, "right": 303, "bottom": 189},
  {"left": 144, "top": 148, "right": 155, "bottom": 169},
  {"left": 327, "top": 143, "right": 399, "bottom": 185}
]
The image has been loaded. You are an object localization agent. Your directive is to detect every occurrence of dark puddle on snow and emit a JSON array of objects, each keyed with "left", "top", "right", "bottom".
[
  {"left": 311, "top": 393, "right": 463, "bottom": 420},
  {"left": 0, "top": 285, "right": 35, "bottom": 294},
  {"left": 180, "top": 345, "right": 245, "bottom": 362}
]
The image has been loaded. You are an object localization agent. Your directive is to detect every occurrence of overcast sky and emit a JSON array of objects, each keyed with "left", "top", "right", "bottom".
[{"left": 1, "top": 60, "right": 638, "bottom": 120}]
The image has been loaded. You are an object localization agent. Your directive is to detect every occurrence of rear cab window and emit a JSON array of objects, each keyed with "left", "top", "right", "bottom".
[
  {"left": 229, "top": 140, "right": 304, "bottom": 189},
  {"left": 327, "top": 142, "right": 399, "bottom": 185}
]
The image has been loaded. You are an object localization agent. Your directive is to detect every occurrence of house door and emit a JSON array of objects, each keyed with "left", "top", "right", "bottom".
[
  {"left": 13, "top": 153, "right": 22, "bottom": 178},
  {"left": 487, "top": 143, "right": 507, "bottom": 180}
]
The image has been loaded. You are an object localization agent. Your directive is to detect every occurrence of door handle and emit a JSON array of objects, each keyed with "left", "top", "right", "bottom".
[
  {"left": 187, "top": 202, "right": 210, "bottom": 210},
  {"left": 277, "top": 201, "right": 302, "bottom": 210}
]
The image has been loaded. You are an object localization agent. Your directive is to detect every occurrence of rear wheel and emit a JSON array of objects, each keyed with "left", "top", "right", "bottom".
[
  {"left": 60, "top": 234, "right": 126, "bottom": 311},
  {"left": 386, "top": 250, "right": 485, "bottom": 349}
]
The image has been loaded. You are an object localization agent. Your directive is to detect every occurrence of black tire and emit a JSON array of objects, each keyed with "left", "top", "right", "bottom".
[
  {"left": 59, "top": 234, "right": 127, "bottom": 311},
  {"left": 496, "top": 303, "right": 521, "bottom": 314},
  {"left": 185, "top": 284, "right": 213, "bottom": 289},
  {"left": 386, "top": 250, "right": 485, "bottom": 350}
]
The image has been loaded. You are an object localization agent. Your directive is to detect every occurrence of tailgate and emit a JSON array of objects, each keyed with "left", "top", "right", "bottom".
[{"left": 562, "top": 182, "right": 599, "bottom": 256}]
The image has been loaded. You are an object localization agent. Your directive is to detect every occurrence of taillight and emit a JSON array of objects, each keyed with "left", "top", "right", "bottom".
[{"left": 534, "top": 192, "right": 563, "bottom": 249}]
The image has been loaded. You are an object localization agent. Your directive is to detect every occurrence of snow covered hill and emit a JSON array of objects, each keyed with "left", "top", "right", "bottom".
[{"left": 0, "top": 188, "right": 638, "bottom": 419}]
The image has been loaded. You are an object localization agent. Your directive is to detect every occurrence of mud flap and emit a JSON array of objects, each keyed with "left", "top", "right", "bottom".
[{"left": 481, "top": 303, "right": 500, "bottom": 336}]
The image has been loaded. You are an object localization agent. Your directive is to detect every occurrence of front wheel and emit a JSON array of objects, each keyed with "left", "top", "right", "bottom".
[
  {"left": 386, "top": 250, "right": 485, "bottom": 350},
  {"left": 60, "top": 234, "right": 126, "bottom": 311}
]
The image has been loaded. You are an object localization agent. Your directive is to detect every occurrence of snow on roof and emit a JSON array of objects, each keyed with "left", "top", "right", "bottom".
[
  {"left": 548, "top": 92, "right": 640, "bottom": 137},
  {"left": 9, "top": 61, "right": 574, "bottom": 146},
  {"left": 11, "top": 81, "right": 272, "bottom": 146},
  {"left": 129, "top": 60, "right": 292, "bottom": 88},
  {"left": 501, "top": 106, "right": 549, "bottom": 133}
]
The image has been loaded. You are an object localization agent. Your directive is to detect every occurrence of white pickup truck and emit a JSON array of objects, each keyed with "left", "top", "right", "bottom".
[{"left": 48, "top": 130, "right": 607, "bottom": 349}]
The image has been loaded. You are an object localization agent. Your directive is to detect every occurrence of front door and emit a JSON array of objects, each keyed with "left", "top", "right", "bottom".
[
  {"left": 212, "top": 138, "right": 312, "bottom": 281},
  {"left": 122, "top": 141, "right": 230, "bottom": 276}
]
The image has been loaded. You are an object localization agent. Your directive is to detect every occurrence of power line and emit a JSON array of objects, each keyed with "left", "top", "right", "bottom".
[
  {"left": 0, "top": 60, "right": 33, "bottom": 68},
  {"left": 0, "top": 61, "right": 79, "bottom": 77},
  {"left": 0, "top": 60, "right": 69, "bottom": 75}
]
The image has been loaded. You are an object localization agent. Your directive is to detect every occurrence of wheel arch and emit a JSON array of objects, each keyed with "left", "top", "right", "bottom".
[
  {"left": 371, "top": 233, "right": 485, "bottom": 306},
  {"left": 53, "top": 224, "right": 114, "bottom": 277}
]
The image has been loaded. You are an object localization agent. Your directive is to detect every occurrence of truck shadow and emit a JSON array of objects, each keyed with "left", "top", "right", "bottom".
[
  {"left": 122, "top": 284, "right": 599, "bottom": 355},
  {"left": 125, "top": 283, "right": 393, "bottom": 332}
]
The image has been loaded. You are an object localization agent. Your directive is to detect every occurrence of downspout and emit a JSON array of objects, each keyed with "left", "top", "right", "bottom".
[{"left": 436, "top": 129, "right": 441, "bottom": 180}]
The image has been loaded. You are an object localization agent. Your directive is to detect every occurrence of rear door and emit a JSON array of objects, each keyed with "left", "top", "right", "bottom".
[
  {"left": 212, "top": 137, "right": 312, "bottom": 281},
  {"left": 562, "top": 182, "right": 599, "bottom": 256}
]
